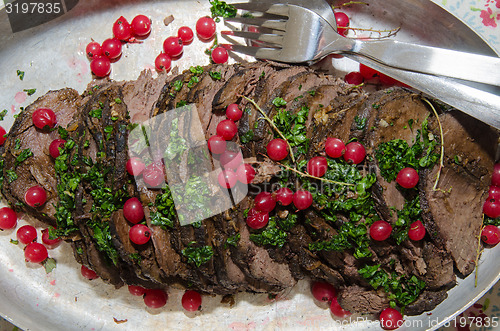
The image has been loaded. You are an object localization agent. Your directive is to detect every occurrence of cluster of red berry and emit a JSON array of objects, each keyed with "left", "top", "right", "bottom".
[
  {"left": 311, "top": 280, "right": 404, "bottom": 330},
  {"left": 86, "top": 15, "right": 152, "bottom": 77},
  {"left": 481, "top": 164, "right": 500, "bottom": 245},
  {"left": 155, "top": 16, "right": 230, "bottom": 73}
]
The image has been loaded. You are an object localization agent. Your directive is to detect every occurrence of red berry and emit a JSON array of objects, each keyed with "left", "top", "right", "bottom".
[
  {"left": 0, "top": 207, "right": 17, "bottom": 230},
  {"left": 254, "top": 192, "right": 276, "bottom": 213},
  {"left": 131, "top": 15, "right": 151, "bottom": 37},
  {"left": 219, "top": 150, "right": 243, "bottom": 170},
  {"left": 128, "top": 285, "right": 146, "bottom": 296},
  {"left": 143, "top": 163, "right": 164, "bottom": 188},
  {"left": 113, "top": 16, "right": 132, "bottom": 41},
  {"left": 155, "top": 53, "right": 172, "bottom": 72},
  {"left": 24, "top": 242, "right": 48, "bottom": 263},
  {"left": 25, "top": 185, "right": 47, "bottom": 208},
  {"left": 144, "top": 289, "right": 168, "bottom": 308},
  {"left": 275, "top": 187, "right": 294, "bottom": 206},
  {"left": 330, "top": 297, "right": 352, "bottom": 318},
  {"left": 335, "top": 12, "right": 350, "bottom": 36},
  {"left": 196, "top": 17, "right": 216, "bottom": 40},
  {"left": 178, "top": 26, "right": 194, "bottom": 44},
  {"left": 492, "top": 163, "right": 500, "bottom": 187},
  {"left": 246, "top": 208, "right": 269, "bottom": 229},
  {"left": 101, "top": 38, "right": 122, "bottom": 59},
  {"left": 226, "top": 104, "right": 243, "bottom": 121},
  {"left": 266, "top": 139, "right": 288, "bottom": 161},
  {"left": 370, "top": 221, "right": 392, "bottom": 241},
  {"left": 208, "top": 136, "right": 227, "bottom": 154},
  {"left": 236, "top": 163, "right": 256, "bottom": 184},
  {"left": 345, "top": 72, "right": 364, "bottom": 85},
  {"left": 489, "top": 185, "right": 500, "bottom": 200},
  {"left": 216, "top": 119, "right": 238, "bottom": 141},
  {"left": 293, "top": 190, "right": 313, "bottom": 210},
  {"left": 123, "top": 197, "right": 144, "bottom": 224},
  {"left": 396, "top": 167, "right": 419, "bottom": 189},
  {"left": 379, "top": 73, "right": 400, "bottom": 86},
  {"left": 218, "top": 170, "right": 237, "bottom": 189},
  {"left": 85, "top": 41, "right": 102, "bottom": 59},
  {"left": 325, "top": 138, "right": 346, "bottom": 158},
  {"left": 0, "top": 126, "right": 6, "bottom": 146},
  {"left": 182, "top": 290, "right": 202, "bottom": 312},
  {"left": 41, "top": 228, "right": 61, "bottom": 249},
  {"left": 16, "top": 225, "right": 37, "bottom": 244},
  {"left": 380, "top": 307, "right": 404, "bottom": 330},
  {"left": 481, "top": 225, "right": 500, "bottom": 245},
  {"left": 163, "top": 36, "right": 183, "bottom": 58},
  {"left": 90, "top": 56, "right": 111, "bottom": 77},
  {"left": 32, "top": 108, "right": 57, "bottom": 130},
  {"left": 126, "top": 157, "right": 145, "bottom": 176},
  {"left": 408, "top": 220, "right": 426, "bottom": 241},
  {"left": 484, "top": 197, "right": 500, "bottom": 219},
  {"left": 307, "top": 156, "right": 328, "bottom": 178},
  {"left": 360, "top": 64, "right": 379, "bottom": 80},
  {"left": 311, "top": 281, "right": 336, "bottom": 303},
  {"left": 343, "top": 142, "right": 366, "bottom": 164},
  {"left": 81, "top": 265, "right": 99, "bottom": 280},
  {"left": 212, "top": 46, "right": 229, "bottom": 64},
  {"left": 129, "top": 224, "right": 151, "bottom": 245},
  {"left": 49, "top": 139, "right": 66, "bottom": 158}
]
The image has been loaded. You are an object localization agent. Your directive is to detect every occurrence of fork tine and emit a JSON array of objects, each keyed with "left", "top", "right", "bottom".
[
  {"left": 232, "top": 2, "right": 289, "bottom": 17},
  {"left": 224, "top": 17, "right": 287, "bottom": 31},
  {"left": 221, "top": 30, "right": 284, "bottom": 46},
  {"left": 220, "top": 44, "right": 281, "bottom": 61}
]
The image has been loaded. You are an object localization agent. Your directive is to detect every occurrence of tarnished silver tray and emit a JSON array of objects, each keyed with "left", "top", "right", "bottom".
[{"left": 0, "top": 0, "right": 498, "bottom": 330}]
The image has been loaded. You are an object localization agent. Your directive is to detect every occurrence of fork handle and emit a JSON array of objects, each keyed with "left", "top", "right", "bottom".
[{"left": 343, "top": 39, "right": 500, "bottom": 86}]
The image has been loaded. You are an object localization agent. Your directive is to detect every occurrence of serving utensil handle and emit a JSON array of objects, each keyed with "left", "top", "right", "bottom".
[{"left": 346, "top": 39, "right": 500, "bottom": 86}]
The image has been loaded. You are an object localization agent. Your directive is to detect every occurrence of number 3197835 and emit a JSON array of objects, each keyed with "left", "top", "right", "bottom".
[{"left": 5, "top": 2, "right": 62, "bottom": 14}]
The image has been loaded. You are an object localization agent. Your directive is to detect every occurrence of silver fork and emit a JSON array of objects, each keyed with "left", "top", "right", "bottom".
[{"left": 223, "top": 2, "right": 500, "bottom": 87}]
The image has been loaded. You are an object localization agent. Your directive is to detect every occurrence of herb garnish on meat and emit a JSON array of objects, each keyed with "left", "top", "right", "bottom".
[
  {"left": 375, "top": 119, "right": 439, "bottom": 182},
  {"left": 151, "top": 187, "right": 176, "bottom": 229},
  {"left": 15, "top": 148, "right": 33, "bottom": 166},
  {"left": 250, "top": 220, "right": 288, "bottom": 248},
  {"left": 272, "top": 100, "right": 310, "bottom": 155},
  {"left": 359, "top": 264, "right": 426, "bottom": 310},
  {"left": 182, "top": 242, "right": 214, "bottom": 267},
  {"left": 391, "top": 197, "right": 421, "bottom": 244}
]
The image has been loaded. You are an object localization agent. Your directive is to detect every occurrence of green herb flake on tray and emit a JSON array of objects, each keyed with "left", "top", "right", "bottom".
[{"left": 209, "top": 0, "right": 237, "bottom": 22}]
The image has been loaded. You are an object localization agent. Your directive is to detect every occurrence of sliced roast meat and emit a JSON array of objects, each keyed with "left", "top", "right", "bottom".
[
  {"left": 404, "top": 290, "right": 448, "bottom": 316},
  {"left": 337, "top": 285, "right": 389, "bottom": 313},
  {"left": 2, "top": 88, "right": 82, "bottom": 225},
  {"left": 363, "top": 88, "right": 433, "bottom": 222},
  {"left": 420, "top": 110, "right": 498, "bottom": 276},
  {"left": 1, "top": 61, "right": 496, "bottom": 317}
]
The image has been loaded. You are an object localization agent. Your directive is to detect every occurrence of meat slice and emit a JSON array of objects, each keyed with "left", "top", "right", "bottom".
[
  {"left": 420, "top": 110, "right": 498, "bottom": 276},
  {"left": 227, "top": 199, "right": 297, "bottom": 293},
  {"left": 421, "top": 241, "right": 455, "bottom": 289},
  {"left": 1, "top": 88, "right": 81, "bottom": 225},
  {"left": 363, "top": 88, "right": 433, "bottom": 222},
  {"left": 337, "top": 285, "right": 389, "bottom": 313},
  {"left": 122, "top": 70, "right": 171, "bottom": 123},
  {"left": 404, "top": 290, "right": 448, "bottom": 316}
]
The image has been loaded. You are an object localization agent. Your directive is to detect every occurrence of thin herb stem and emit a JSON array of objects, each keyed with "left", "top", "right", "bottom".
[
  {"left": 333, "top": 1, "right": 369, "bottom": 9},
  {"left": 277, "top": 160, "right": 355, "bottom": 187},
  {"left": 239, "top": 95, "right": 296, "bottom": 164},
  {"left": 422, "top": 98, "right": 445, "bottom": 192},
  {"left": 349, "top": 27, "right": 401, "bottom": 39}
]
